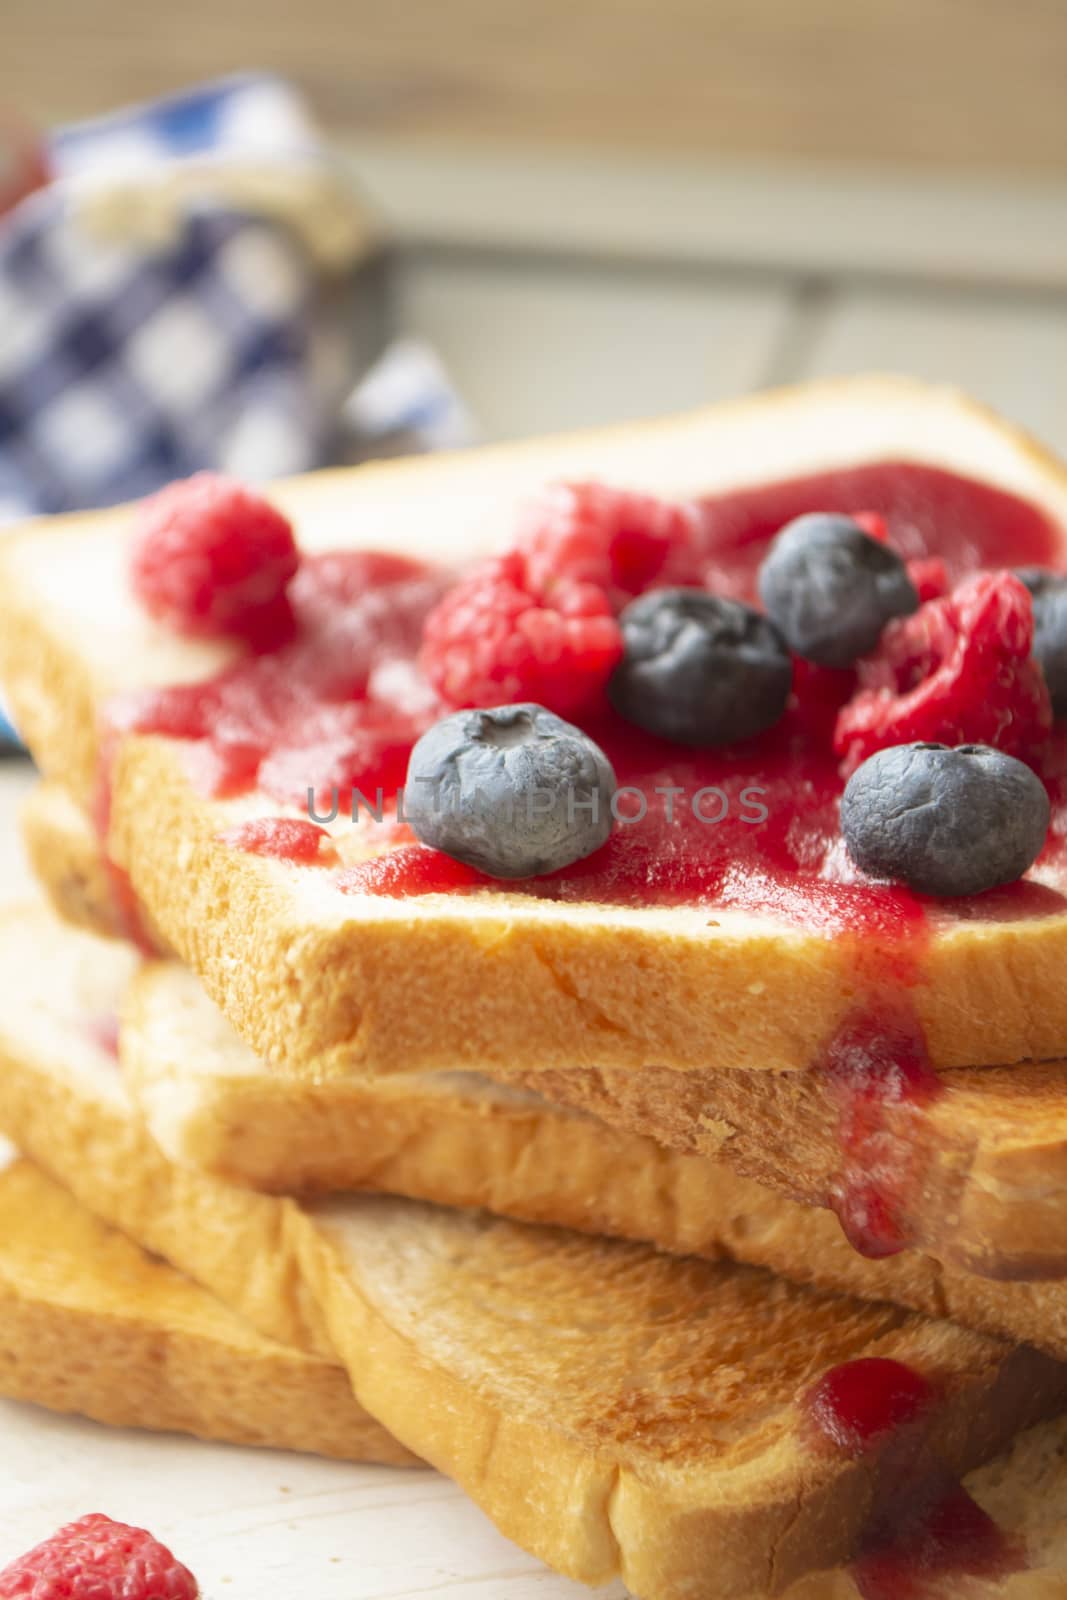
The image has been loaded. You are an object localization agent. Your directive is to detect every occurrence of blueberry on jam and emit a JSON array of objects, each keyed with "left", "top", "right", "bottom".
[
  {"left": 405, "top": 703, "right": 616, "bottom": 879},
  {"left": 1015, "top": 567, "right": 1067, "bottom": 718},
  {"left": 608, "top": 588, "right": 792, "bottom": 745},
  {"left": 841, "top": 742, "right": 1050, "bottom": 898},
  {"left": 759, "top": 513, "right": 918, "bottom": 668}
]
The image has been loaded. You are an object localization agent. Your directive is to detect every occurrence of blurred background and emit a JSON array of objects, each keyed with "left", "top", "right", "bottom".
[{"left": 1, "top": 1, "right": 1066, "bottom": 479}]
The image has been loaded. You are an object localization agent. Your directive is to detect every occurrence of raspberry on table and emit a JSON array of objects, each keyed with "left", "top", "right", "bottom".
[
  {"left": 130, "top": 473, "right": 299, "bottom": 641},
  {"left": 0, "top": 1513, "right": 199, "bottom": 1599},
  {"left": 420, "top": 551, "right": 623, "bottom": 719},
  {"left": 834, "top": 570, "right": 1052, "bottom": 773},
  {"left": 517, "top": 481, "right": 703, "bottom": 608}
]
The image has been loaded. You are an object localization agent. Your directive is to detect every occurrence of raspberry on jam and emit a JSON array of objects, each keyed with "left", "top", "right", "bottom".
[
  {"left": 420, "top": 551, "right": 623, "bottom": 720},
  {"left": 421, "top": 483, "right": 705, "bottom": 719},
  {"left": 834, "top": 570, "right": 1052, "bottom": 774},
  {"left": 130, "top": 474, "right": 299, "bottom": 640},
  {"left": 517, "top": 481, "right": 703, "bottom": 608},
  {"left": 905, "top": 556, "right": 950, "bottom": 603}
]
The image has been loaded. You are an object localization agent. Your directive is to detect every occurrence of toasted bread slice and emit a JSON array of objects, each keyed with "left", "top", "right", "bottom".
[
  {"left": 13, "top": 890, "right": 1067, "bottom": 1347},
  {"left": 5, "top": 378, "right": 1067, "bottom": 1093},
  {"left": 12, "top": 1141, "right": 1067, "bottom": 1600},
  {"left": 25, "top": 779, "right": 1067, "bottom": 1280},
  {"left": 0, "top": 1155, "right": 414, "bottom": 1465},
  {"left": 1, "top": 907, "right": 1063, "bottom": 1598},
  {"left": 107, "top": 936, "right": 1067, "bottom": 1356},
  {"left": 12, "top": 1153, "right": 1067, "bottom": 1600}
]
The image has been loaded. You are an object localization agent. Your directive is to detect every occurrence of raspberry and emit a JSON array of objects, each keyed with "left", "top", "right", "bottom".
[
  {"left": 0, "top": 1514, "right": 199, "bottom": 1599},
  {"left": 420, "top": 482, "right": 702, "bottom": 718},
  {"left": 130, "top": 473, "right": 298, "bottom": 640},
  {"left": 421, "top": 551, "right": 622, "bottom": 719},
  {"left": 834, "top": 571, "right": 1052, "bottom": 774},
  {"left": 517, "top": 481, "right": 703, "bottom": 607},
  {"left": 851, "top": 511, "right": 890, "bottom": 544},
  {"left": 905, "top": 556, "right": 950, "bottom": 604}
]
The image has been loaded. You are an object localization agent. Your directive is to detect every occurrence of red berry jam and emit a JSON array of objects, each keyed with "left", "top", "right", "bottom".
[
  {"left": 808, "top": 1356, "right": 1026, "bottom": 1598},
  {"left": 853, "top": 1487, "right": 1023, "bottom": 1600},
  {"left": 110, "top": 551, "right": 445, "bottom": 804},
  {"left": 85, "top": 1014, "right": 120, "bottom": 1059},
  {"left": 806, "top": 1358, "right": 935, "bottom": 1455},
  {"left": 337, "top": 845, "right": 487, "bottom": 897},
  {"left": 820, "top": 1003, "right": 944, "bottom": 1258},
  {"left": 220, "top": 818, "right": 336, "bottom": 863},
  {"left": 112, "top": 460, "right": 1067, "bottom": 946}
]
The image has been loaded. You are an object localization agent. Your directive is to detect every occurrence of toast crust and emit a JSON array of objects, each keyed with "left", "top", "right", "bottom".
[
  {"left": 0, "top": 1160, "right": 414, "bottom": 1465},
  {"left": 29, "top": 783, "right": 1067, "bottom": 1281},
  {"left": 6, "top": 379, "right": 1067, "bottom": 1083},
  {"left": 1, "top": 908, "right": 1064, "bottom": 1598}
]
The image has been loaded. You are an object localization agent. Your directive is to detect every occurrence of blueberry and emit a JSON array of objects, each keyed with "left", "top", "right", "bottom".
[
  {"left": 841, "top": 742, "right": 1050, "bottom": 897},
  {"left": 1014, "top": 567, "right": 1067, "bottom": 718},
  {"left": 758, "top": 514, "right": 918, "bottom": 668},
  {"left": 608, "top": 588, "right": 791, "bottom": 746},
  {"left": 405, "top": 703, "right": 616, "bottom": 879},
  {"left": 1015, "top": 567, "right": 1058, "bottom": 598}
]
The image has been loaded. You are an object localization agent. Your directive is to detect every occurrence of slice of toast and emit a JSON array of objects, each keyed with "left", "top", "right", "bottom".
[
  {"left": 25, "top": 780, "right": 1067, "bottom": 1281},
  {"left": 0, "top": 1155, "right": 415, "bottom": 1465},
  {"left": 10, "top": 1153, "right": 1067, "bottom": 1600},
  {"left": 14, "top": 892, "right": 1067, "bottom": 1355},
  {"left": 0, "top": 908, "right": 1063, "bottom": 1598},
  {"left": 5, "top": 378, "right": 1067, "bottom": 1090},
  {"left": 106, "top": 929, "right": 1067, "bottom": 1360}
]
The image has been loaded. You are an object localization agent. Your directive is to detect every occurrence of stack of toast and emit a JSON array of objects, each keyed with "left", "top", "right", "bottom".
[{"left": 6, "top": 376, "right": 1067, "bottom": 1596}]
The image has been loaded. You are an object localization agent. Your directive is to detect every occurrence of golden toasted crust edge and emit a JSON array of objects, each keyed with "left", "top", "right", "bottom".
[
  {"left": 110, "top": 732, "right": 1067, "bottom": 1083},
  {"left": 0, "top": 1161, "right": 415, "bottom": 1465},
  {"left": 0, "top": 1026, "right": 335, "bottom": 1359}
]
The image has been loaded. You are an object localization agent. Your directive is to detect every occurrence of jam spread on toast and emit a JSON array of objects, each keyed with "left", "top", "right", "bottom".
[
  {"left": 114, "top": 460, "right": 1065, "bottom": 925},
  {"left": 808, "top": 1358, "right": 1026, "bottom": 1596},
  {"left": 852, "top": 1488, "right": 1023, "bottom": 1600},
  {"left": 807, "top": 1356, "right": 935, "bottom": 1453},
  {"left": 821, "top": 1004, "right": 943, "bottom": 1259}
]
